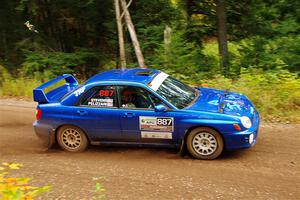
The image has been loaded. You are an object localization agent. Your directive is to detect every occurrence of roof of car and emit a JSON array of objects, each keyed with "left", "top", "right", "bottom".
[{"left": 85, "top": 68, "right": 161, "bottom": 85}]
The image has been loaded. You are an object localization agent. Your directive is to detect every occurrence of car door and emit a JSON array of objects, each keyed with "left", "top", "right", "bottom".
[
  {"left": 73, "top": 85, "right": 122, "bottom": 141},
  {"left": 118, "top": 85, "right": 178, "bottom": 144}
]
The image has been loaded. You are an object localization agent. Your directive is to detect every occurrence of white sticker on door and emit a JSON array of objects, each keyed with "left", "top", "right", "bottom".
[
  {"left": 141, "top": 131, "right": 172, "bottom": 139},
  {"left": 139, "top": 116, "right": 174, "bottom": 132}
]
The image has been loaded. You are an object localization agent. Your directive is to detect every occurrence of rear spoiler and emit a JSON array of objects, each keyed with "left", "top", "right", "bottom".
[{"left": 33, "top": 74, "right": 78, "bottom": 103}]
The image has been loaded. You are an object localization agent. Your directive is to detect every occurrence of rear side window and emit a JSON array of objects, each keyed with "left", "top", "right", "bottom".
[{"left": 80, "top": 86, "right": 117, "bottom": 107}]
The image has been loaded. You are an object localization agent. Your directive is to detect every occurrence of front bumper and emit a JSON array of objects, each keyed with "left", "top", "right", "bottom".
[
  {"left": 224, "top": 111, "right": 260, "bottom": 150},
  {"left": 33, "top": 121, "right": 56, "bottom": 149}
]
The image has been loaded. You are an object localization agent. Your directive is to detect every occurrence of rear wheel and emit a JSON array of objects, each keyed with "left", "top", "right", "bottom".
[
  {"left": 57, "top": 125, "right": 88, "bottom": 152},
  {"left": 186, "top": 127, "right": 224, "bottom": 160}
]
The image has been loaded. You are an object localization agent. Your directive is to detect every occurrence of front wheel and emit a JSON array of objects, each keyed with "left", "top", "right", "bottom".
[
  {"left": 186, "top": 127, "right": 224, "bottom": 160},
  {"left": 57, "top": 125, "right": 88, "bottom": 152}
]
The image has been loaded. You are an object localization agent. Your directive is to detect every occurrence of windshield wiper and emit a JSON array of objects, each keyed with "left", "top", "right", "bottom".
[{"left": 183, "top": 89, "right": 200, "bottom": 109}]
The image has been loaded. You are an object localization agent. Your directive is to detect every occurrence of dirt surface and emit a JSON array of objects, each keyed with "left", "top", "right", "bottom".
[{"left": 0, "top": 99, "right": 299, "bottom": 200}]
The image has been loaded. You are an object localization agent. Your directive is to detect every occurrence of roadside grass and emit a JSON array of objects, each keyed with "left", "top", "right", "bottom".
[
  {"left": 201, "top": 69, "right": 300, "bottom": 123},
  {"left": 0, "top": 78, "right": 42, "bottom": 98},
  {"left": 0, "top": 67, "right": 299, "bottom": 123}
]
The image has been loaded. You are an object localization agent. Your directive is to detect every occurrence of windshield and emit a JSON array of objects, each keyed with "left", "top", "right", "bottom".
[{"left": 150, "top": 73, "right": 198, "bottom": 109}]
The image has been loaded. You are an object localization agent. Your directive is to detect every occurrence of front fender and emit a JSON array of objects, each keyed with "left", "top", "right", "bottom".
[
  {"left": 176, "top": 115, "right": 240, "bottom": 144},
  {"left": 181, "top": 118, "right": 238, "bottom": 133}
]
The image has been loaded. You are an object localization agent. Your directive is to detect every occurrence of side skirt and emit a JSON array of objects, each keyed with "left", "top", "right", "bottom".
[{"left": 90, "top": 141, "right": 180, "bottom": 149}]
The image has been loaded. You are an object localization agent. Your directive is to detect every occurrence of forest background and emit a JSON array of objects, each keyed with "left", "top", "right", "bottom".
[{"left": 0, "top": 0, "right": 299, "bottom": 122}]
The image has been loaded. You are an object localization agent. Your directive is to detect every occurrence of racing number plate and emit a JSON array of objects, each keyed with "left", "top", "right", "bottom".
[{"left": 139, "top": 116, "right": 174, "bottom": 132}]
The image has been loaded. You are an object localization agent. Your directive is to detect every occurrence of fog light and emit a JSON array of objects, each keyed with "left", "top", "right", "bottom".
[{"left": 249, "top": 134, "right": 254, "bottom": 144}]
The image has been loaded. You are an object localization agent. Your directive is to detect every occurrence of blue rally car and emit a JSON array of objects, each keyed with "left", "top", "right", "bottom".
[{"left": 33, "top": 68, "right": 259, "bottom": 159}]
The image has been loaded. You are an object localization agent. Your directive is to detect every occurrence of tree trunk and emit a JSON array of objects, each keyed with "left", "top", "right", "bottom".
[
  {"left": 164, "top": 25, "right": 172, "bottom": 65},
  {"left": 215, "top": 0, "right": 229, "bottom": 76},
  {"left": 114, "top": 0, "right": 126, "bottom": 69},
  {"left": 2, "top": 30, "right": 7, "bottom": 58},
  {"left": 120, "top": 0, "right": 146, "bottom": 68}
]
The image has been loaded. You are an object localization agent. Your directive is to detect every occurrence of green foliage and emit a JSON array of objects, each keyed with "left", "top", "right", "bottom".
[
  {"left": 21, "top": 49, "right": 105, "bottom": 80},
  {"left": 147, "top": 30, "right": 213, "bottom": 82},
  {"left": 0, "top": 162, "right": 51, "bottom": 200},
  {"left": 239, "top": 35, "right": 300, "bottom": 72},
  {"left": 202, "top": 35, "right": 300, "bottom": 75},
  {"left": 226, "top": 0, "right": 300, "bottom": 38},
  {"left": 0, "top": 65, "right": 12, "bottom": 81}
]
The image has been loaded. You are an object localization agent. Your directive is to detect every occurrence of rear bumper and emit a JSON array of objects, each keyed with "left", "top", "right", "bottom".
[
  {"left": 33, "top": 121, "right": 56, "bottom": 149},
  {"left": 224, "top": 112, "right": 260, "bottom": 150}
]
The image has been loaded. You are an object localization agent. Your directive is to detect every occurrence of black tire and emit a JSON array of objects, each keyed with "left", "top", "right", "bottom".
[
  {"left": 186, "top": 127, "right": 224, "bottom": 160},
  {"left": 57, "top": 125, "right": 88, "bottom": 152}
]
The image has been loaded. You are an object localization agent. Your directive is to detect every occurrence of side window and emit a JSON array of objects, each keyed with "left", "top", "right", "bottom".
[
  {"left": 80, "top": 86, "right": 117, "bottom": 108},
  {"left": 118, "top": 86, "right": 162, "bottom": 109}
]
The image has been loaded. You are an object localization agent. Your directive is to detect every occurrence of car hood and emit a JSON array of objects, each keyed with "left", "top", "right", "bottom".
[{"left": 186, "top": 87, "right": 256, "bottom": 119}]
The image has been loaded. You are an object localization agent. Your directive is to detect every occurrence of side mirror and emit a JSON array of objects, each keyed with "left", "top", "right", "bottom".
[{"left": 154, "top": 104, "right": 167, "bottom": 112}]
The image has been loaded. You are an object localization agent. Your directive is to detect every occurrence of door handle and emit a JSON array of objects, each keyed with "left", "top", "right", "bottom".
[
  {"left": 124, "top": 112, "right": 135, "bottom": 118},
  {"left": 77, "top": 110, "right": 88, "bottom": 116}
]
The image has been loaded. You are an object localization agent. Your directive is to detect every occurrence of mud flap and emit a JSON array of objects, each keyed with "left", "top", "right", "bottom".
[
  {"left": 36, "top": 128, "right": 56, "bottom": 150},
  {"left": 178, "top": 130, "right": 189, "bottom": 157},
  {"left": 178, "top": 136, "right": 188, "bottom": 157},
  {"left": 47, "top": 129, "right": 56, "bottom": 149}
]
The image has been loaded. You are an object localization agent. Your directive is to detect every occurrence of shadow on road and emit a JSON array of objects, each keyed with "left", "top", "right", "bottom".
[{"left": 41, "top": 144, "right": 248, "bottom": 161}]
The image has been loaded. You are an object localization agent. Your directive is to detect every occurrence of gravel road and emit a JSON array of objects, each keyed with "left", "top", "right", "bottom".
[{"left": 0, "top": 99, "right": 299, "bottom": 200}]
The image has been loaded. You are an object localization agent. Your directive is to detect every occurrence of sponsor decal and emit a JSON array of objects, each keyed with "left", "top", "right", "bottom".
[
  {"left": 141, "top": 131, "right": 172, "bottom": 139},
  {"left": 237, "top": 100, "right": 244, "bottom": 106},
  {"left": 88, "top": 98, "right": 113, "bottom": 107},
  {"left": 139, "top": 116, "right": 173, "bottom": 132},
  {"left": 74, "top": 86, "right": 86, "bottom": 97},
  {"left": 141, "top": 118, "right": 156, "bottom": 125},
  {"left": 149, "top": 72, "right": 169, "bottom": 91}
]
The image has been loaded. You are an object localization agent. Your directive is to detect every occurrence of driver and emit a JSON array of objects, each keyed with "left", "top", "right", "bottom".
[
  {"left": 121, "top": 88, "right": 151, "bottom": 108},
  {"left": 122, "top": 89, "right": 136, "bottom": 108}
]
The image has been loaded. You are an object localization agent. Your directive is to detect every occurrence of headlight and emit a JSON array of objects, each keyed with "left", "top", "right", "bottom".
[{"left": 240, "top": 116, "right": 252, "bottom": 129}]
